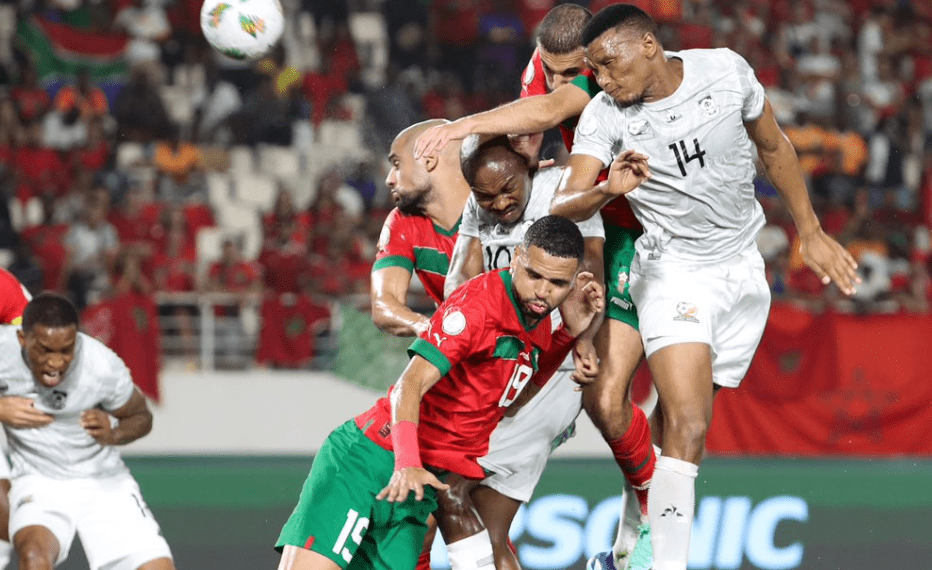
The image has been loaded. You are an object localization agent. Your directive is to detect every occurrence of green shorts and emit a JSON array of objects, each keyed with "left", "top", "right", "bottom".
[
  {"left": 603, "top": 223, "right": 642, "bottom": 329},
  {"left": 276, "top": 420, "right": 438, "bottom": 570}
]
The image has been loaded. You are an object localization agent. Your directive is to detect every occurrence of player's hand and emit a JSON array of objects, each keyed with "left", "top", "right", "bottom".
[
  {"left": 377, "top": 467, "right": 449, "bottom": 503},
  {"left": 413, "top": 120, "right": 471, "bottom": 159},
  {"left": 559, "top": 271, "right": 605, "bottom": 337},
  {"left": 0, "top": 396, "right": 54, "bottom": 429},
  {"left": 571, "top": 338, "right": 599, "bottom": 388},
  {"left": 81, "top": 408, "right": 116, "bottom": 445},
  {"left": 606, "top": 150, "right": 650, "bottom": 196},
  {"left": 798, "top": 228, "right": 860, "bottom": 296}
]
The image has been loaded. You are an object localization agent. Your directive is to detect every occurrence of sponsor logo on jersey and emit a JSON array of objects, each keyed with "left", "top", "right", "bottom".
[
  {"left": 45, "top": 389, "right": 68, "bottom": 410},
  {"left": 627, "top": 118, "right": 654, "bottom": 140},
  {"left": 674, "top": 302, "right": 700, "bottom": 323},
  {"left": 610, "top": 297, "right": 633, "bottom": 310},
  {"left": 442, "top": 310, "right": 466, "bottom": 335},
  {"left": 666, "top": 111, "right": 682, "bottom": 123},
  {"left": 699, "top": 95, "right": 719, "bottom": 117}
]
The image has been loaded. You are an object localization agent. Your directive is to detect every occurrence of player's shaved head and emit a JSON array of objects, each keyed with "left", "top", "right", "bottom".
[
  {"left": 582, "top": 3, "right": 658, "bottom": 47},
  {"left": 524, "top": 215, "right": 584, "bottom": 262},
  {"left": 395, "top": 119, "right": 451, "bottom": 156},
  {"left": 21, "top": 292, "right": 79, "bottom": 333},
  {"left": 459, "top": 134, "right": 529, "bottom": 187},
  {"left": 536, "top": 4, "right": 592, "bottom": 54}
]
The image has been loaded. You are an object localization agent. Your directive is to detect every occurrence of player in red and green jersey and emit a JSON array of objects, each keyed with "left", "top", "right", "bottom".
[
  {"left": 276, "top": 216, "right": 604, "bottom": 570},
  {"left": 371, "top": 119, "right": 471, "bottom": 337},
  {"left": 413, "top": 5, "right": 655, "bottom": 568}
]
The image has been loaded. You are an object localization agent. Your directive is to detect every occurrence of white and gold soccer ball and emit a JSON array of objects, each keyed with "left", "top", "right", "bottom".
[{"left": 200, "top": 0, "right": 285, "bottom": 60}]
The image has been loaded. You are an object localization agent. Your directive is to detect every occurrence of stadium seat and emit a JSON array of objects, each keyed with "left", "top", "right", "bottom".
[
  {"left": 229, "top": 145, "right": 255, "bottom": 176},
  {"left": 160, "top": 85, "right": 194, "bottom": 126},
  {"left": 195, "top": 226, "right": 225, "bottom": 279},
  {"left": 214, "top": 201, "right": 262, "bottom": 260},
  {"left": 116, "top": 142, "right": 146, "bottom": 169},
  {"left": 233, "top": 172, "right": 278, "bottom": 211},
  {"left": 257, "top": 145, "right": 301, "bottom": 180},
  {"left": 206, "top": 172, "right": 231, "bottom": 208},
  {"left": 348, "top": 12, "right": 388, "bottom": 88}
]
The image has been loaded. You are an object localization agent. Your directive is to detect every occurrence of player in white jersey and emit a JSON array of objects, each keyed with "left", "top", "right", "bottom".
[
  {"left": 552, "top": 6, "right": 861, "bottom": 570},
  {"left": 442, "top": 133, "right": 604, "bottom": 570},
  {"left": 0, "top": 293, "right": 174, "bottom": 570}
]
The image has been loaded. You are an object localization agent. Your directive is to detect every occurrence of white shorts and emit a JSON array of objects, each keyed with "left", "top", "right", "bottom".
[
  {"left": 629, "top": 246, "right": 771, "bottom": 388},
  {"left": 478, "top": 369, "right": 582, "bottom": 502},
  {"left": 9, "top": 471, "right": 173, "bottom": 570}
]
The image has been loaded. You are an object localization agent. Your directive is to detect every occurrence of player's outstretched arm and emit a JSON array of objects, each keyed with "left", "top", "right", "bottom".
[
  {"left": 378, "top": 356, "right": 450, "bottom": 503},
  {"left": 551, "top": 151, "right": 648, "bottom": 221},
  {"left": 414, "top": 83, "right": 592, "bottom": 159},
  {"left": 0, "top": 396, "right": 54, "bottom": 429},
  {"left": 81, "top": 388, "right": 152, "bottom": 446},
  {"left": 745, "top": 100, "right": 860, "bottom": 295},
  {"left": 571, "top": 236, "right": 607, "bottom": 386},
  {"left": 559, "top": 271, "right": 605, "bottom": 338},
  {"left": 444, "top": 235, "right": 484, "bottom": 299},
  {"left": 371, "top": 266, "right": 430, "bottom": 336}
]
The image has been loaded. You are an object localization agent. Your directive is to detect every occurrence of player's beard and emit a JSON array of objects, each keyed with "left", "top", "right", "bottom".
[
  {"left": 395, "top": 187, "right": 430, "bottom": 215},
  {"left": 615, "top": 92, "right": 646, "bottom": 109}
]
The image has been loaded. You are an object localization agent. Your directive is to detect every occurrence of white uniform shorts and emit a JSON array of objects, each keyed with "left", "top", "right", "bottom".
[
  {"left": 629, "top": 245, "right": 771, "bottom": 388},
  {"left": 478, "top": 368, "right": 582, "bottom": 502},
  {"left": 9, "top": 471, "right": 173, "bottom": 570}
]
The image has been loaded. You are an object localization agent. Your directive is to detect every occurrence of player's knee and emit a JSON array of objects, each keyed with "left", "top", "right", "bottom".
[
  {"left": 663, "top": 413, "right": 709, "bottom": 450},
  {"left": 583, "top": 383, "right": 632, "bottom": 438},
  {"left": 16, "top": 543, "right": 55, "bottom": 570},
  {"left": 446, "top": 530, "right": 495, "bottom": 570}
]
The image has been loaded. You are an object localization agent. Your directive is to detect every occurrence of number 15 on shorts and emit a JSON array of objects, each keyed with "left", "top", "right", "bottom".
[{"left": 334, "top": 509, "right": 370, "bottom": 563}]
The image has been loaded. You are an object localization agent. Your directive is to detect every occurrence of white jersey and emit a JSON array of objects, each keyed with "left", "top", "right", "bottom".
[
  {"left": 459, "top": 166, "right": 605, "bottom": 272},
  {"left": 459, "top": 166, "right": 604, "bottom": 370},
  {"left": 0, "top": 327, "right": 134, "bottom": 480},
  {"left": 572, "top": 48, "right": 767, "bottom": 263}
]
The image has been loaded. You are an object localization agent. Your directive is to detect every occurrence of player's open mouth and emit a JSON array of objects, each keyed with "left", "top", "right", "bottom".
[{"left": 42, "top": 370, "right": 62, "bottom": 385}]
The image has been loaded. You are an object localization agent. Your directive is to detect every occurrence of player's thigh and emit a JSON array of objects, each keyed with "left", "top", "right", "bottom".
[
  {"left": 480, "top": 372, "right": 581, "bottom": 503},
  {"left": 351, "top": 493, "right": 436, "bottom": 570},
  {"left": 9, "top": 475, "right": 73, "bottom": 566},
  {"left": 588, "top": 318, "right": 643, "bottom": 400},
  {"left": 277, "top": 421, "right": 416, "bottom": 569},
  {"left": 470, "top": 485, "right": 521, "bottom": 548},
  {"left": 710, "top": 251, "right": 771, "bottom": 388},
  {"left": 76, "top": 473, "right": 173, "bottom": 570}
]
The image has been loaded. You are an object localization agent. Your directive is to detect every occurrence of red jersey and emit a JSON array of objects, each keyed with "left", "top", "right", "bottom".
[
  {"left": 256, "top": 293, "right": 330, "bottom": 367},
  {"left": 355, "top": 269, "right": 553, "bottom": 479},
  {"left": 372, "top": 208, "right": 459, "bottom": 305},
  {"left": 519, "top": 49, "right": 641, "bottom": 230},
  {"left": 0, "top": 268, "right": 30, "bottom": 325}
]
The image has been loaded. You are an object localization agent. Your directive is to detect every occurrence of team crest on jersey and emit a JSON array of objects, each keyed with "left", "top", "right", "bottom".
[
  {"left": 627, "top": 119, "right": 654, "bottom": 140},
  {"left": 442, "top": 310, "right": 466, "bottom": 335},
  {"left": 673, "top": 302, "right": 699, "bottom": 323},
  {"left": 577, "top": 112, "right": 598, "bottom": 137},
  {"left": 616, "top": 269, "right": 629, "bottom": 293},
  {"left": 44, "top": 389, "right": 68, "bottom": 410},
  {"left": 698, "top": 95, "right": 719, "bottom": 117},
  {"left": 377, "top": 225, "right": 391, "bottom": 253}
]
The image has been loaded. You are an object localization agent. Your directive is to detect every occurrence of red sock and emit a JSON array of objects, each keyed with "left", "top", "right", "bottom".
[
  {"left": 607, "top": 402, "right": 656, "bottom": 516},
  {"left": 416, "top": 548, "right": 431, "bottom": 570}
]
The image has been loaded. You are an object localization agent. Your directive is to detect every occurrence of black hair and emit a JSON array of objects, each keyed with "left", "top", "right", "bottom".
[
  {"left": 581, "top": 3, "right": 658, "bottom": 47},
  {"left": 536, "top": 4, "right": 593, "bottom": 54},
  {"left": 523, "top": 215, "right": 584, "bottom": 262},
  {"left": 21, "top": 292, "right": 79, "bottom": 332},
  {"left": 460, "top": 134, "right": 528, "bottom": 186}
]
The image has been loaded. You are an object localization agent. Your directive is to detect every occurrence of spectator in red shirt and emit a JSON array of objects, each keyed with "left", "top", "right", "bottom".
[
  {"left": 108, "top": 183, "right": 160, "bottom": 263},
  {"left": 205, "top": 237, "right": 261, "bottom": 368},
  {"left": 150, "top": 212, "right": 198, "bottom": 358},
  {"left": 71, "top": 118, "right": 110, "bottom": 172},
  {"left": 19, "top": 192, "right": 69, "bottom": 293},
  {"left": 13, "top": 121, "right": 70, "bottom": 203},
  {"left": 10, "top": 66, "right": 50, "bottom": 124},
  {"left": 53, "top": 68, "right": 109, "bottom": 121}
]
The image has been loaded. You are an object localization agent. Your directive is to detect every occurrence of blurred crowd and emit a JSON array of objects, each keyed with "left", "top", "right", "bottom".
[{"left": 0, "top": 0, "right": 930, "bottom": 370}]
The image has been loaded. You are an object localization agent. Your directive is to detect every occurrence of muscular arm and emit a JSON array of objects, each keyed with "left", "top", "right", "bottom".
[
  {"left": 746, "top": 99, "right": 860, "bottom": 294},
  {"left": 444, "top": 235, "right": 484, "bottom": 299},
  {"left": 371, "top": 266, "right": 430, "bottom": 336},
  {"left": 81, "top": 388, "right": 153, "bottom": 446},
  {"left": 389, "top": 355, "right": 443, "bottom": 426},
  {"left": 550, "top": 154, "right": 613, "bottom": 221},
  {"left": 414, "top": 83, "right": 592, "bottom": 158}
]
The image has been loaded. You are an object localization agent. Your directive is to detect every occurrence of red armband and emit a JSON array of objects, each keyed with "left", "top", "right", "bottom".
[
  {"left": 532, "top": 325, "right": 576, "bottom": 387},
  {"left": 391, "top": 420, "right": 422, "bottom": 470}
]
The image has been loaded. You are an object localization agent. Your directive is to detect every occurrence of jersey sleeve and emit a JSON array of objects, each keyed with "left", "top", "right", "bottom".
[
  {"left": 520, "top": 48, "right": 547, "bottom": 98},
  {"left": 0, "top": 269, "right": 29, "bottom": 325},
  {"left": 372, "top": 209, "right": 414, "bottom": 272},
  {"left": 407, "top": 296, "right": 488, "bottom": 377},
  {"left": 569, "top": 69, "right": 601, "bottom": 99},
  {"left": 458, "top": 194, "right": 481, "bottom": 238},
  {"left": 88, "top": 336, "right": 135, "bottom": 411},
  {"left": 571, "top": 93, "right": 621, "bottom": 167},
  {"left": 576, "top": 210, "right": 605, "bottom": 239},
  {"left": 727, "top": 49, "right": 766, "bottom": 121}
]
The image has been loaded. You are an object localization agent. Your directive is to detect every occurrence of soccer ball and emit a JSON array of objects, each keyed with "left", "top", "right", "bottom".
[{"left": 200, "top": 0, "right": 285, "bottom": 60}]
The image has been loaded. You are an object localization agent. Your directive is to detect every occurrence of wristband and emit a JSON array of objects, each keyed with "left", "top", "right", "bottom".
[{"left": 391, "top": 420, "right": 422, "bottom": 470}]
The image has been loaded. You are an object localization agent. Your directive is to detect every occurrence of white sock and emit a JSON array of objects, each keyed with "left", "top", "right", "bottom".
[
  {"left": 0, "top": 540, "right": 10, "bottom": 570},
  {"left": 446, "top": 529, "right": 495, "bottom": 570},
  {"left": 648, "top": 456, "right": 699, "bottom": 570},
  {"left": 612, "top": 480, "right": 641, "bottom": 559}
]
